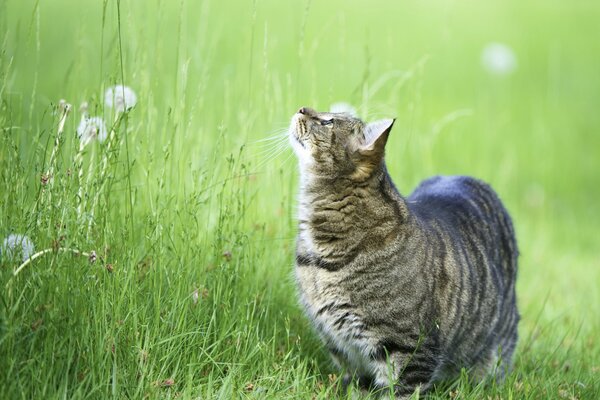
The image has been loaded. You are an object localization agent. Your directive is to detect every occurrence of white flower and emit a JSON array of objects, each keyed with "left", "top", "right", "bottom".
[
  {"left": 105, "top": 85, "right": 137, "bottom": 112},
  {"left": 1, "top": 234, "right": 35, "bottom": 262},
  {"left": 330, "top": 102, "right": 357, "bottom": 117},
  {"left": 481, "top": 42, "right": 517, "bottom": 76},
  {"left": 77, "top": 116, "right": 108, "bottom": 145}
]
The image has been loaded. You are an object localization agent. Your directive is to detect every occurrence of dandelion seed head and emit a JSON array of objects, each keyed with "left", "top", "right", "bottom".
[
  {"left": 105, "top": 85, "right": 137, "bottom": 112},
  {"left": 1, "top": 234, "right": 35, "bottom": 262},
  {"left": 77, "top": 116, "right": 108, "bottom": 145},
  {"left": 192, "top": 288, "right": 199, "bottom": 305},
  {"left": 481, "top": 42, "right": 517, "bottom": 76},
  {"left": 59, "top": 99, "right": 71, "bottom": 111},
  {"left": 330, "top": 102, "right": 357, "bottom": 117},
  {"left": 53, "top": 99, "right": 71, "bottom": 116}
]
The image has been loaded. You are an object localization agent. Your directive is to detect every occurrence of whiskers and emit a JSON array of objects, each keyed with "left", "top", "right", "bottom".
[{"left": 247, "top": 126, "right": 294, "bottom": 171}]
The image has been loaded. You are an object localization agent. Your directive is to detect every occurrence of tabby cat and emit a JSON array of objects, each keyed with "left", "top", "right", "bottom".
[{"left": 289, "top": 107, "right": 519, "bottom": 398}]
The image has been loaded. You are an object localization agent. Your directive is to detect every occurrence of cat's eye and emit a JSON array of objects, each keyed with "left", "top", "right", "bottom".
[{"left": 320, "top": 118, "right": 334, "bottom": 126}]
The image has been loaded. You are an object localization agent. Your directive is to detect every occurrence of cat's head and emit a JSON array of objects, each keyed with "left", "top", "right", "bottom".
[{"left": 289, "top": 107, "right": 394, "bottom": 181}]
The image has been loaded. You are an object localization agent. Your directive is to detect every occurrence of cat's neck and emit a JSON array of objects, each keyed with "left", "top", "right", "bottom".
[{"left": 297, "top": 163, "right": 409, "bottom": 266}]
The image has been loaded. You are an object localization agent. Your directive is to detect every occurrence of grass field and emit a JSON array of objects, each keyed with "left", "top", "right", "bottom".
[{"left": 1, "top": 0, "right": 599, "bottom": 398}]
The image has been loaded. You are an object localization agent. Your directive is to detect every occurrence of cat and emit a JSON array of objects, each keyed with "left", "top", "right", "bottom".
[{"left": 289, "top": 107, "right": 519, "bottom": 398}]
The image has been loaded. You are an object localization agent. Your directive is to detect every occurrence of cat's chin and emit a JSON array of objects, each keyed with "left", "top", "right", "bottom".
[
  {"left": 288, "top": 117, "right": 311, "bottom": 164},
  {"left": 289, "top": 133, "right": 312, "bottom": 168},
  {"left": 289, "top": 130, "right": 304, "bottom": 149},
  {"left": 289, "top": 132, "right": 310, "bottom": 163}
]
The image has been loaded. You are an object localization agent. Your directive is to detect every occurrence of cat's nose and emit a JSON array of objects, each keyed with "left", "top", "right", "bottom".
[{"left": 297, "top": 107, "right": 316, "bottom": 117}]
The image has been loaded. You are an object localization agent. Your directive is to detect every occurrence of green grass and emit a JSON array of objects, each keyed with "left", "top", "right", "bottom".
[{"left": 1, "top": 0, "right": 599, "bottom": 398}]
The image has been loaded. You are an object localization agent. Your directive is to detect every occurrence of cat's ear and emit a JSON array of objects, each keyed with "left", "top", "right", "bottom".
[
  {"left": 361, "top": 118, "right": 395, "bottom": 154},
  {"left": 350, "top": 118, "right": 395, "bottom": 180}
]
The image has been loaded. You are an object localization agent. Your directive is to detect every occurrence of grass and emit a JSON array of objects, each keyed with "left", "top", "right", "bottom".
[{"left": 0, "top": 0, "right": 599, "bottom": 398}]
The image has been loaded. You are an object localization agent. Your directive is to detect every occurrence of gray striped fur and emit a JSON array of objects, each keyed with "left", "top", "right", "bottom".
[{"left": 289, "top": 107, "right": 519, "bottom": 398}]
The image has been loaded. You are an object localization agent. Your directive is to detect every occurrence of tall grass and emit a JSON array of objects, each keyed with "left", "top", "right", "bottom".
[{"left": 1, "top": 0, "right": 599, "bottom": 398}]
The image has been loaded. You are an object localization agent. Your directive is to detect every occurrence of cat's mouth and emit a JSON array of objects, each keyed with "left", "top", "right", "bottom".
[
  {"left": 289, "top": 113, "right": 308, "bottom": 149},
  {"left": 291, "top": 134, "right": 305, "bottom": 148}
]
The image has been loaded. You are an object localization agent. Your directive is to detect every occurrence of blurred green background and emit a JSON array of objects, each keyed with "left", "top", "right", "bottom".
[{"left": 1, "top": 0, "right": 598, "bottom": 398}]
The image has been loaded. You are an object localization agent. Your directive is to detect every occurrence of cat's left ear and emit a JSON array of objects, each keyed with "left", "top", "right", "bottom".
[
  {"left": 350, "top": 118, "right": 395, "bottom": 180},
  {"left": 361, "top": 118, "right": 395, "bottom": 154}
]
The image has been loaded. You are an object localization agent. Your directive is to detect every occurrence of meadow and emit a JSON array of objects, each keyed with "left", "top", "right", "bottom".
[{"left": 0, "top": 0, "right": 599, "bottom": 398}]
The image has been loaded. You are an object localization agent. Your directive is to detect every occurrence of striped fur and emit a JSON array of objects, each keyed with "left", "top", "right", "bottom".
[{"left": 289, "top": 108, "right": 519, "bottom": 398}]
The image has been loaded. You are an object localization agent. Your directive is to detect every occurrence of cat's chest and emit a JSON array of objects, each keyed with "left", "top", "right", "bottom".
[{"left": 295, "top": 264, "right": 376, "bottom": 372}]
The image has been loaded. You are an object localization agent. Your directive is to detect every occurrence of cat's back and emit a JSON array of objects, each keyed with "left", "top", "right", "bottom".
[
  {"left": 407, "top": 175, "right": 517, "bottom": 273},
  {"left": 408, "top": 175, "right": 510, "bottom": 224}
]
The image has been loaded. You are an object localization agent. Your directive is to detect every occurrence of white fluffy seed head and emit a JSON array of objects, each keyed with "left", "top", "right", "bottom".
[
  {"left": 105, "top": 85, "right": 137, "bottom": 112},
  {"left": 1, "top": 234, "right": 35, "bottom": 262},
  {"left": 481, "top": 42, "right": 517, "bottom": 76},
  {"left": 330, "top": 102, "right": 357, "bottom": 117},
  {"left": 77, "top": 116, "right": 108, "bottom": 145}
]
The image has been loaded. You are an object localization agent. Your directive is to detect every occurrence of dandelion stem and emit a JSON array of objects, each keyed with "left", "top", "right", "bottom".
[
  {"left": 37, "top": 101, "right": 71, "bottom": 227},
  {"left": 87, "top": 112, "right": 123, "bottom": 236},
  {"left": 75, "top": 140, "right": 86, "bottom": 219},
  {"left": 13, "top": 247, "right": 92, "bottom": 277},
  {"left": 47, "top": 102, "right": 72, "bottom": 183},
  {"left": 116, "top": 0, "right": 136, "bottom": 240},
  {"left": 84, "top": 145, "right": 97, "bottom": 211}
]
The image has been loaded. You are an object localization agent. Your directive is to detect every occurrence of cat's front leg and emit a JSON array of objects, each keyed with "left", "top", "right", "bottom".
[
  {"left": 341, "top": 372, "right": 378, "bottom": 399},
  {"left": 326, "top": 346, "right": 374, "bottom": 396},
  {"left": 370, "top": 351, "right": 436, "bottom": 399},
  {"left": 326, "top": 346, "right": 352, "bottom": 391}
]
